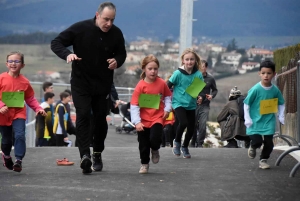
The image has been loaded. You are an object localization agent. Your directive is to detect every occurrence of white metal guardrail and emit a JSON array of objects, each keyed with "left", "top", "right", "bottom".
[{"left": 25, "top": 82, "right": 134, "bottom": 147}]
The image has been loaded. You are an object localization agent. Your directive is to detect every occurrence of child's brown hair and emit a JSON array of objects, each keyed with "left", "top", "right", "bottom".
[
  {"left": 7, "top": 51, "right": 24, "bottom": 64},
  {"left": 140, "top": 54, "right": 160, "bottom": 79}
]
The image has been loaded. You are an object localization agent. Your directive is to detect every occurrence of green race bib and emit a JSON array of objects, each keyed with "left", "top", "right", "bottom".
[
  {"left": 185, "top": 77, "right": 206, "bottom": 98},
  {"left": 138, "top": 94, "right": 160, "bottom": 109},
  {"left": 2, "top": 91, "right": 25, "bottom": 107}
]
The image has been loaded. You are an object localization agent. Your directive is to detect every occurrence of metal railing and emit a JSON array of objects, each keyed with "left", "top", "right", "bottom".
[
  {"left": 274, "top": 54, "right": 300, "bottom": 177},
  {"left": 25, "top": 82, "right": 134, "bottom": 147}
]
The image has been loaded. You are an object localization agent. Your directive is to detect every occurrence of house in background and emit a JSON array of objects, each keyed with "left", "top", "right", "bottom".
[
  {"left": 242, "top": 62, "right": 260, "bottom": 70},
  {"left": 126, "top": 51, "right": 146, "bottom": 63},
  {"left": 247, "top": 48, "right": 273, "bottom": 60},
  {"left": 221, "top": 52, "right": 242, "bottom": 67}
]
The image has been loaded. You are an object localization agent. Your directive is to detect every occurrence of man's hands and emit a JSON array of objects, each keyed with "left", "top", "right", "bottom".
[
  {"left": 66, "top": 54, "right": 117, "bottom": 70},
  {"left": 197, "top": 96, "right": 203, "bottom": 105},
  {"left": 197, "top": 94, "right": 212, "bottom": 105},
  {"left": 107, "top": 58, "right": 117, "bottom": 70},
  {"left": 67, "top": 54, "right": 82, "bottom": 63},
  {"left": 206, "top": 94, "right": 212, "bottom": 101}
]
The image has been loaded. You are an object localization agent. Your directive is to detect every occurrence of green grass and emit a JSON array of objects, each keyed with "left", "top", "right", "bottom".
[{"left": 0, "top": 44, "right": 71, "bottom": 74}]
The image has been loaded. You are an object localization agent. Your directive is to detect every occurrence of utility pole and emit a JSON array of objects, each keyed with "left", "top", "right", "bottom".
[{"left": 179, "top": 0, "right": 197, "bottom": 55}]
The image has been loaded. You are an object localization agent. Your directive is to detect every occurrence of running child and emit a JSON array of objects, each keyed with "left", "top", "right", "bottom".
[
  {"left": 167, "top": 48, "right": 204, "bottom": 158},
  {"left": 130, "top": 54, "right": 172, "bottom": 174},
  {"left": 0, "top": 51, "right": 46, "bottom": 172},
  {"left": 244, "top": 60, "right": 285, "bottom": 169}
]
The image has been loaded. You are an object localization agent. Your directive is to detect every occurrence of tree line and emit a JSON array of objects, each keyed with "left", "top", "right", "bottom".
[{"left": 0, "top": 32, "right": 58, "bottom": 44}]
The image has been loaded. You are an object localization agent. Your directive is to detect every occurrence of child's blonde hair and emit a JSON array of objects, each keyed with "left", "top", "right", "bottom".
[
  {"left": 180, "top": 48, "right": 202, "bottom": 70},
  {"left": 7, "top": 51, "right": 24, "bottom": 64},
  {"left": 140, "top": 54, "right": 159, "bottom": 79}
]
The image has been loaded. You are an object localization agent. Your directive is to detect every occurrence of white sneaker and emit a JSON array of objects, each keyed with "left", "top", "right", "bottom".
[
  {"left": 259, "top": 159, "right": 270, "bottom": 169},
  {"left": 139, "top": 164, "right": 149, "bottom": 174}
]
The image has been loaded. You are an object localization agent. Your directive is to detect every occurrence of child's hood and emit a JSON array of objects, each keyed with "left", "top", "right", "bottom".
[
  {"left": 40, "top": 102, "right": 50, "bottom": 109},
  {"left": 178, "top": 65, "right": 199, "bottom": 75}
]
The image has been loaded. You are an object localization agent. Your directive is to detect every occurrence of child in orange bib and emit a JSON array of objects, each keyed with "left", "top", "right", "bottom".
[{"left": 130, "top": 55, "right": 172, "bottom": 174}]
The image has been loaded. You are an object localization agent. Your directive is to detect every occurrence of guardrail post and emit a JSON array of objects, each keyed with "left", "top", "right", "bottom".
[{"left": 297, "top": 60, "right": 300, "bottom": 142}]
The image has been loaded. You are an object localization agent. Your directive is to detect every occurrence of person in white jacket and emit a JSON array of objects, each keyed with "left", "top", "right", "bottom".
[{"left": 244, "top": 60, "right": 285, "bottom": 169}]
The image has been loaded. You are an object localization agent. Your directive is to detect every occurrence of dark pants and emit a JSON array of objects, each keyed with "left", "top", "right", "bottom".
[
  {"left": 56, "top": 134, "right": 65, "bottom": 146},
  {"left": 235, "top": 135, "right": 251, "bottom": 142},
  {"left": 192, "top": 104, "right": 209, "bottom": 146},
  {"left": 170, "top": 115, "right": 179, "bottom": 147},
  {"left": 174, "top": 107, "right": 195, "bottom": 147},
  {"left": 162, "top": 124, "right": 172, "bottom": 145},
  {"left": 137, "top": 123, "right": 162, "bottom": 164},
  {"left": 71, "top": 86, "right": 108, "bottom": 158},
  {"left": 249, "top": 134, "right": 274, "bottom": 160},
  {"left": 37, "top": 138, "right": 48, "bottom": 147}
]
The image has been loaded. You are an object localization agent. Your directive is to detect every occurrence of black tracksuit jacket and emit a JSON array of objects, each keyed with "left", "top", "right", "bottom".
[{"left": 51, "top": 17, "right": 127, "bottom": 95}]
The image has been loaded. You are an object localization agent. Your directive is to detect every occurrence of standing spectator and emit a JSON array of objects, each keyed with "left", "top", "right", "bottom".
[
  {"left": 0, "top": 51, "right": 46, "bottom": 172},
  {"left": 51, "top": 2, "right": 126, "bottom": 174},
  {"left": 42, "top": 82, "right": 54, "bottom": 101},
  {"left": 167, "top": 48, "right": 204, "bottom": 158},
  {"left": 63, "top": 89, "right": 76, "bottom": 136},
  {"left": 41, "top": 82, "right": 54, "bottom": 125},
  {"left": 217, "top": 86, "right": 250, "bottom": 148},
  {"left": 53, "top": 92, "right": 72, "bottom": 146},
  {"left": 35, "top": 92, "right": 55, "bottom": 147},
  {"left": 130, "top": 55, "right": 172, "bottom": 174},
  {"left": 245, "top": 60, "right": 285, "bottom": 169},
  {"left": 191, "top": 60, "right": 218, "bottom": 148}
]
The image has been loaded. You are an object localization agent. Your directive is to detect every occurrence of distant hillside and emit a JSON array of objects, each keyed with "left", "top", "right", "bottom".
[
  {"left": 0, "top": 0, "right": 299, "bottom": 47},
  {"left": 209, "top": 71, "right": 261, "bottom": 121}
]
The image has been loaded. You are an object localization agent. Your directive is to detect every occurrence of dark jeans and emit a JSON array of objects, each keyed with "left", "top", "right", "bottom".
[
  {"left": 37, "top": 138, "right": 48, "bottom": 147},
  {"left": 249, "top": 134, "right": 274, "bottom": 160},
  {"left": 174, "top": 107, "right": 195, "bottom": 147},
  {"left": 56, "top": 134, "right": 65, "bottom": 146},
  {"left": 192, "top": 104, "right": 209, "bottom": 146},
  {"left": 0, "top": 118, "right": 26, "bottom": 160},
  {"left": 137, "top": 123, "right": 162, "bottom": 164},
  {"left": 71, "top": 86, "right": 108, "bottom": 158}
]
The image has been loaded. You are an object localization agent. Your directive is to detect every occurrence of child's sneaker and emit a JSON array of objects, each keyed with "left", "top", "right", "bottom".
[
  {"left": 2, "top": 153, "right": 13, "bottom": 170},
  {"left": 151, "top": 149, "right": 160, "bottom": 164},
  {"left": 172, "top": 139, "right": 181, "bottom": 156},
  {"left": 13, "top": 160, "right": 22, "bottom": 172},
  {"left": 259, "top": 159, "right": 270, "bottom": 169},
  {"left": 248, "top": 146, "right": 256, "bottom": 159},
  {"left": 181, "top": 147, "right": 191, "bottom": 158},
  {"left": 139, "top": 164, "right": 149, "bottom": 174},
  {"left": 56, "top": 158, "right": 74, "bottom": 166}
]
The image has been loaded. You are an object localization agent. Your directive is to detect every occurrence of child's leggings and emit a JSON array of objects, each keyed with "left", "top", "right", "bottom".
[
  {"left": 174, "top": 107, "right": 195, "bottom": 147},
  {"left": 249, "top": 134, "right": 274, "bottom": 160},
  {"left": 137, "top": 123, "right": 162, "bottom": 164}
]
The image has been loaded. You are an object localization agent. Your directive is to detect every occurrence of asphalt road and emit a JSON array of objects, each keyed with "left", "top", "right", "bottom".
[{"left": 1, "top": 123, "right": 300, "bottom": 201}]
